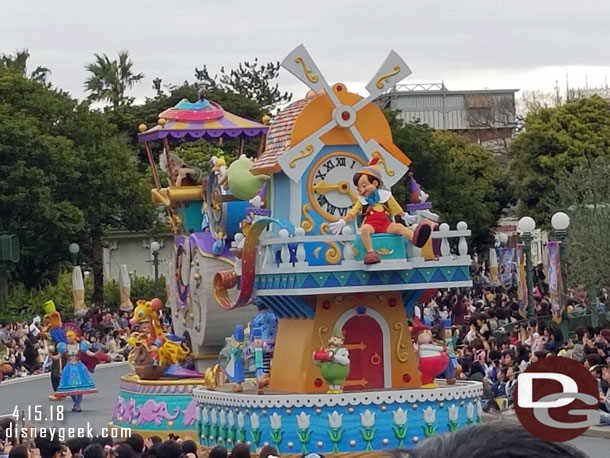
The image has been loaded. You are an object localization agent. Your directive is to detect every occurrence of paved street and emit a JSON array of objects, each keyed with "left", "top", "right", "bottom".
[
  {"left": 1, "top": 366, "right": 609, "bottom": 457},
  {"left": 0, "top": 363, "right": 130, "bottom": 433}
]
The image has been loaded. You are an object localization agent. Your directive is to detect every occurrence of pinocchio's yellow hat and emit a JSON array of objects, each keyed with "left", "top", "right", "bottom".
[
  {"left": 44, "top": 300, "right": 57, "bottom": 315},
  {"left": 356, "top": 157, "right": 383, "bottom": 182}
]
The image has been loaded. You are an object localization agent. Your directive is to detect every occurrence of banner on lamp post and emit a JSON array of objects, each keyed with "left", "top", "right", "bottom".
[
  {"left": 516, "top": 244, "right": 528, "bottom": 316},
  {"left": 119, "top": 264, "right": 133, "bottom": 312},
  {"left": 499, "top": 247, "right": 516, "bottom": 290},
  {"left": 489, "top": 247, "right": 500, "bottom": 286},
  {"left": 72, "top": 266, "right": 87, "bottom": 316},
  {"left": 547, "top": 241, "right": 565, "bottom": 323}
]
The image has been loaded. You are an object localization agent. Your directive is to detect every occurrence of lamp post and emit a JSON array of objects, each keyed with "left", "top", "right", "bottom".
[
  {"left": 69, "top": 243, "right": 80, "bottom": 266},
  {"left": 551, "top": 212, "right": 570, "bottom": 258},
  {"left": 518, "top": 216, "right": 536, "bottom": 317},
  {"left": 551, "top": 211, "right": 571, "bottom": 338},
  {"left": 151, "top": 241, "right": 160, "bottom": 298}
]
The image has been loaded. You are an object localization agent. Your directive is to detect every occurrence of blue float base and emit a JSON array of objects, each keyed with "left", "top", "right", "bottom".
[
  {"left": 193, "top": 380, "right": 483, "bottom": 455},
  {"left": 111, "top": 374, "right": 202, "bottom": 439}
]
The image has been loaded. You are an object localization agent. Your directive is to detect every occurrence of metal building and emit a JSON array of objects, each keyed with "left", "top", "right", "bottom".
[{"left": 376, "top": 83, "right": 518, "bottom": 152}]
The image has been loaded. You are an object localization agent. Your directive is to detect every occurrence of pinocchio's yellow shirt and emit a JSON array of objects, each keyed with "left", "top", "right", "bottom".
[{"left": 347, "top": 190, "right": 403, "bottom": 218}]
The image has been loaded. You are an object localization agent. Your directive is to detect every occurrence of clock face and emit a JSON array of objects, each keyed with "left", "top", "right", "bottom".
[{"left": 308, "top": 151, "right": 367, "bottom": 221}]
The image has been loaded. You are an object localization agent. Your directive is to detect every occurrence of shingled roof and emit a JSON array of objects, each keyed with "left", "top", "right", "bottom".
[{"left": 250, "top": 98, "right": 308, "bottom": 175}]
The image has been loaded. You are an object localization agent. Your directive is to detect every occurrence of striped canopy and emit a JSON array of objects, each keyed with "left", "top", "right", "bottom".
[{"left": 138, "top": 99, "right": 268, "bottom": 143}]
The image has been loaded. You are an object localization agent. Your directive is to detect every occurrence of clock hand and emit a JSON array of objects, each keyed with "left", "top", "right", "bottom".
[{"left": 313, "top": 180, "right": 358, "bottom": 203}]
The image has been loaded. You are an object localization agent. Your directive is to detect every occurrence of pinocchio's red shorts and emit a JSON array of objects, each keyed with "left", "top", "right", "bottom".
[{"left": 363, "top": 208, "right": 391, "bottom": 233}]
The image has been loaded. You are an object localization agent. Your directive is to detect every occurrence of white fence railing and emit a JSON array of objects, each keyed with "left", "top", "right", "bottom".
[{"left": 232, "top": 221, "right": 471, "bottom": 275}]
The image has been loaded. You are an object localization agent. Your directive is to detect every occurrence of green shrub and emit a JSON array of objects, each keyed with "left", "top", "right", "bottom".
[{"left": 1, "top": 272, "right": 167, "bottom": 321}]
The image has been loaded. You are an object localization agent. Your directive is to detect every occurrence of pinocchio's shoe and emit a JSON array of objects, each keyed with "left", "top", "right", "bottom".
[
  {"left": 363, "top": 251, "right": 381, "bottom": 264},
  {"left": 412, "top": 219, "right": 436, "bottom": 248}
]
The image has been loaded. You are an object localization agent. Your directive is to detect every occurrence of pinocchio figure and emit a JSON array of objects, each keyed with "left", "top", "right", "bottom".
[{"left": 330, "top": 158, "right": 434, "bottom": 264}]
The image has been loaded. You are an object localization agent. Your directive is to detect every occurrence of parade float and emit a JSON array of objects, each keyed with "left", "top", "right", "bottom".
[
  {"left": 110, "top": 98, "right": 270, "bottom": 438},
  {"left": 189, "top": 45, "right": 484, "bottom": 456}
]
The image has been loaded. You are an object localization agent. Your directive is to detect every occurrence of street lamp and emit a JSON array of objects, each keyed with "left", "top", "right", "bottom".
[
  {"left": 151, "top": 241, "right": 160, "bottom": 298},
  {"left": 69, "top": 243, "right": 80, "bottom": 266},
  {"left": 518, "top": 216, "right": 536, "bottom": 317},
  {"left": 551, "top": 212, "right": 570, "bottom": 247},
  {"left": 498, "top": 233, "right": 509, "bottom": 246}
]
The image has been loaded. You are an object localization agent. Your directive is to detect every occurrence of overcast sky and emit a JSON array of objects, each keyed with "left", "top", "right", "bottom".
[{"left": 3, "top": 0, "right": 610, "bottom": 104}]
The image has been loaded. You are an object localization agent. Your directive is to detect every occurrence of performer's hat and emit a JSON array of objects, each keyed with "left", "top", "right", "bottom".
[
  {"left": 332, "top": 328, "right": 345, "bottom": 339},
  {"left": 251, "top": 327, "right": 262, "bottom": 339},
  {"left": 411, "top": 317, "right": 430, "bottom": 337},
  {"left": 66, "top": 330, "right": 79, "bottom": 341},
  {"left": 356, "top": 157, "right": 383, "bottom": 183},
  {"left": 233, "top": 325, "right": 244, "bottom": 342},
  {"left": 44, "top": 300, "right": 56, "bottom": 315},
  {"left": 408, "top": 172, "right": 422, "bottom": 203}
]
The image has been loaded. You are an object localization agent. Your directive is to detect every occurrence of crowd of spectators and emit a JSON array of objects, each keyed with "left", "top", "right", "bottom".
[
  {"left": 417, "top": 284, "right": 610, "bottom": 425},
  {"left": 0, "top": 419, "right": 283, "bottom": 458},
  {"left": 0, "top": 308, "right": 173, "bottom": 382},
  {"left": 0, "top": 417, "right": 590, "bottom": 458}
]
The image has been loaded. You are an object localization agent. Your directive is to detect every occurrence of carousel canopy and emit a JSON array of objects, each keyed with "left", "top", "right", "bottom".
[{"left": 137, "top": 98, "right": 268, "bottom": 143}]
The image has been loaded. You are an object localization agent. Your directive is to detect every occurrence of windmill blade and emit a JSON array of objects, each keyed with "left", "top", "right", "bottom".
[
  {"left": 348, "top": 125, "right": 408, "bottom": 188},
  {"left": 353, "top": 50, "right": 411, "bottom": 112},
  {"left": 281, "top": 44, "right": 342, "bottom": 108},
  {"left": 277, "top": 134, "right": 328, "bottom": 183}
]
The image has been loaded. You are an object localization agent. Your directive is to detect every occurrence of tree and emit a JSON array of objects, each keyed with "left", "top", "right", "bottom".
[
  {"left": 0, "top": 69, "right": 85, "bottom": 287},
  {"left": 509, "top": 96, "right": 610, "bottom": 225},
  {"left": 58, "top": 104, "right": 158, "bottom": 305},
  {"left": 516, "top": 90, "right": 562, "bottom": 119},
  {"left": 84, "top": 51, "right": 144, "bottom": 109},
  {"left": 0, "top": 66, "right": 156, "bottom": 305},
  {"left": 0, "top": 49, "right": 51, "bottom": 83},
  {"left": 389, "top": 115, "right": 512, "bottom": 248},
  {"left": 554, "top": 156, "right": 610, "bottom": 295},
  {"left": 195, "top": 59, "right": 292, "bottom": 113}
]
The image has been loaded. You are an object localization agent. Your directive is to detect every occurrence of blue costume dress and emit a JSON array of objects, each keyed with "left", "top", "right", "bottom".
[
  {"left": 56, "top": 341, "right": 97, "bottom": 404},
  {"left": 226, "top": 345, "right": 245, "bottom": 383}
]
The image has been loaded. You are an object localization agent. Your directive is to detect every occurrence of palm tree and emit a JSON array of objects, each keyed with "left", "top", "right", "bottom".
[
  {"left": 84, "top": 50, "right": 144, "bottom": 109},
  {"left": 0, "top": 49, "right": 51, "bottom": 83}
]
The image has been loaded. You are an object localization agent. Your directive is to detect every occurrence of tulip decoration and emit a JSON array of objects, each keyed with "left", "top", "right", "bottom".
[
  {"left": 476, "top": 400, "right": 483, "bottom": 423},
  {"left": 392, "top": 408, "right": 408, "bottom": 448},
  {"left": 466, "top": 402, "right": 475, "bottom": 425},
  {"left": 210, "top": 408, "right": 219, "bottom": 444},
  {"left": 327, "top": 411, "right": 344, "bottom": 452},
  {"left": 447, "top": 405, "right": 459, "bottom": 432},
  {"left": 227, "top": 410, "right": 236, "bottom": 445},
  {"left": 250, "top": 413, "right": 261, "bottom": 450},
  {"left": 422, "top": 407, "right": 436, "bottom": 438},
  {"left": 237, "top": 412, "right": 247, "bottom": 444},
  {"left": 296, "top": 412, "right": 312, "bottom": 454},
  {"left": 219, "top": 409, "right": 228, "bottom": 444},
  {"left": 269, "top": 413, "right": 284, "bottom": 452},
  {"left": 200, "top": 407, "right": 209, "bottom": 446},
  {"left": 360, "top": 410, "right": 377, "bottom": 451}
]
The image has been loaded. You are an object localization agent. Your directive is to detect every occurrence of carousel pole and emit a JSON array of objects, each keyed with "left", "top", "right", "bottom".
[
  {"left": 238, "top": 137, "right": 245, "bottom": 157},
  {"left": 144, "top": 142, "right": 162, "bottom": 190},
  {"left": 163, "top": 138, "right": 175, "bottom": 186}
]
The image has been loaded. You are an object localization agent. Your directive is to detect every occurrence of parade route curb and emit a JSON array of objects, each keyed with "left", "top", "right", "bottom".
[
  {"left": 482, "top": 411, "right": 610, "bottom": 439},
  {"left": 0, "top": 361, "right": 128, "bottom": 386}
]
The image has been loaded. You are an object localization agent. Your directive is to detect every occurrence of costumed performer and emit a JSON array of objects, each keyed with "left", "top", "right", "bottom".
[
  {"left": 42, "top": 300, "right": 67, "bottom": 401},
  {"left": 225, "top": 325, "right": 245, "bottom": 392},
  {"left": 412, "top": 318, "right": 449, "bottom": 388},
  {"left": 313, "top": 328, "right": 350, "bottom": 394},
  {"left": 55, "top": 331, "right": 98, "bottom": 411},
  {"left": 330, "top": 158, "right": 433, "bottom": 264}
]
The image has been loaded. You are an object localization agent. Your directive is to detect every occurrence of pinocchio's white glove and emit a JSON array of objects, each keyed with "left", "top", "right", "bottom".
[
  {"left": 329, "top": 218, "right": 347, "bottom": 235},
  {"left": 402, "top": 213, "right": 419, "bottom": 226}
]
